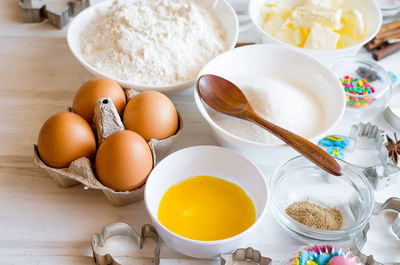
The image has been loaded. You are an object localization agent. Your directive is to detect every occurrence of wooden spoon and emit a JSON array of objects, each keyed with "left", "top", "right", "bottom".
[{"left": 197, "top": 74, "right": 342, "bottom": 176}]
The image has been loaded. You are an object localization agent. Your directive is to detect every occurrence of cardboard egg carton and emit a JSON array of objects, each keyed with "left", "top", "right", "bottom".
[{"left": 33, "top": 89, "right": 183, "bottom": 206}]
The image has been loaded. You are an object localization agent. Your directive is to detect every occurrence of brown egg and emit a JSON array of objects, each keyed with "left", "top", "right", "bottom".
[
  {"left": 123, "top": 91, "right": 178, "bottom": 142},
  {"left": 95, "top": 130, "right": 153, "bottom": 191},
  {"left": 37, "top": 112, "right": 97, "bottom": 168},
  {"left": 72, "top": 78, "right": 126, "bottom": 123}
]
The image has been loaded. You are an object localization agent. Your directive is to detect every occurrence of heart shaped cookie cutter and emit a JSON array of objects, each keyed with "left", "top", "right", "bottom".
[
  {"left": 351, "top": 197, "right": 400, "bottom": 265},
  {"left": 91, "top": 222, "right": 160, "bottom": 265}
]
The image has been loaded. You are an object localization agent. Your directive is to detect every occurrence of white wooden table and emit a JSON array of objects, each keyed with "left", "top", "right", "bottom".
[{"left": 0, "top": 0, "right": 399, "bottom": 264}]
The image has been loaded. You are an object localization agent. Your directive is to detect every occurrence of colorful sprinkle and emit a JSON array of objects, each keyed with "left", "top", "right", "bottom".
[
  {"left": 327, "top": 146, "right": 345, "bottom": 159},
  {"left": 388, "top": 70, "right": 398, "bottom": 83},
  {"left": 318, "top": 135, "right": 349, "bottom": 149},
  {"left": 340, "top": 75, "right": 375, "bottom": 108}
]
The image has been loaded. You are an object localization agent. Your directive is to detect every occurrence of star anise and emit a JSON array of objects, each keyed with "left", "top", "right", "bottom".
[{"left": 386, "top": 132, "right": 400, "bottom": 165}]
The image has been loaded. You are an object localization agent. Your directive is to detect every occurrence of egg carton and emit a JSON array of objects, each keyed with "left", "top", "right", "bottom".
[{"left": 33, "top": 89, "right": 183, "bottom": 206}]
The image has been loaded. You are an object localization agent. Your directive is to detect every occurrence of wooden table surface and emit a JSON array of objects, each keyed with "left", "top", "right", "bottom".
[{"left": 1, "top": 0, "right": 399, "bottom": 264}]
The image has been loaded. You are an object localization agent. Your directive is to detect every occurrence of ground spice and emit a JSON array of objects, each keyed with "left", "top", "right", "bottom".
[{"left": 285, "top": 201, "right": 343, "bottom": 230}]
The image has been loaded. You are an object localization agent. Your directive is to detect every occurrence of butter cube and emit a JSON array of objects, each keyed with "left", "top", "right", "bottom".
[
  {"left": 337, "top": 34, "right": 358, "bottom": 49},
  {"left": 274, "top": 28, "right": 302, "bottom": 47},
  {"left": 304, "top": 0, "right": 331, "bottom": 8},
  {"left": 340, "top": 9, "right": 365, "bottom": 39},
  {"left": 291, "top": 6, "right": 342, "bottom": 30},
  {"left": 304, "top": 23, "right": 340, "bottom": 50},
  {"left": 330, "top": 0, "right": 344, "bottom": 8},
  {"left": 261, "top": 5, "right": 293, "bottom": 21},
  {"left": 262, "top": 16, "right": 285, "bottom": 36}
]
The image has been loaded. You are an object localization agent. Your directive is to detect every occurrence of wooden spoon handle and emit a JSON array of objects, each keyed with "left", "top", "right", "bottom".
[{"left": 247, "top": 111, "right": 342, "bottom": 176}]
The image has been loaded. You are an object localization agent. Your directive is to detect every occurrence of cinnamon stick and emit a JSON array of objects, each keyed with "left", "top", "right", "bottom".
[
  {"left": 378, "top": 20, "right": 400, "bottom": 34},
  {"left": 376, "top": 27, "right": 400, "bottom": 40},
  {"left": 372, "top": 42, "right": 400, "bottom": 60},
  {"left": 365, "top": 20, "right": 400, "bottom": 51},
  {"left": 365, "top": 32, "right": 400, "bottom": 51}
]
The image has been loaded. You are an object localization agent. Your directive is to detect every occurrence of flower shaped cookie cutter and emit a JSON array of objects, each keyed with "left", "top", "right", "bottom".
[
  {"left": 319, "top": 123, "right": 400, "bottom": 190},
  {"left": 91, "top": 222, "right": 160, "bottom": 265},
  {"left": 351, "top": 197, "right": 400, "bottom": 265},
  {"left": 349, "top": 123, "right": 400, "bottom": 190}
]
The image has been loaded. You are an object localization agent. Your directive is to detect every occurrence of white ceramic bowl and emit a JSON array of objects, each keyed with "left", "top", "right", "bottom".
[
  {"left": 194, "top": 44, "right": 346, "bottom": 166},
  {"left": 67, "top": 0, "right": 239, "bottom": 93},
  {"left": 248, "top": 0, "right": 382, "bottom": 63},
  {"left": 144, "top": 145, "right": 268, "bottom": 258}
]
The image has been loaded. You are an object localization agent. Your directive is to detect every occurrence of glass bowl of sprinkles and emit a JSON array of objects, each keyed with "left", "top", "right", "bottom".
[
  {"left": 279, "top": 244, "right": 361, "bottom": 265},
  {"left": 270, "top": 156, "right": 374, "bottom": 243},
  {"left": 330, "top": 56, "right": 392, "bottom": 122}
]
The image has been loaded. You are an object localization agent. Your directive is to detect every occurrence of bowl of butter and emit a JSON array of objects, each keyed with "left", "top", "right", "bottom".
[{"left": 249, "top": 0, "right": 382, "bottom": 63}]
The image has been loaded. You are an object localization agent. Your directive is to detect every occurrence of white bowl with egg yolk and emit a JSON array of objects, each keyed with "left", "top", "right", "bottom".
[
  {"left": 144, "top": 145, "right": 268, "bottom": 259},
  {"left": 194, "top": 44, "right": 346, "bottom": 167},
  {"left": 248, "top": 0, "right": 382, "bottom": 63}
]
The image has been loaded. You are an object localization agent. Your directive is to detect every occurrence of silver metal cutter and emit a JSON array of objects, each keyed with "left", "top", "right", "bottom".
[
  {"left": 19, "top": 0, "right": 89, "bottom": 28},
  {"left": 91, "top": 222, "right": 160, "bottom": 265},
  {"left": 351, "top": 197, "right": 400, "bottom": 265},
  {"left": 220, "top": 247, "right": 272, "bottom": 265},
  {"left": 349, "top": 123, "right": 400, "bottom": 190}
]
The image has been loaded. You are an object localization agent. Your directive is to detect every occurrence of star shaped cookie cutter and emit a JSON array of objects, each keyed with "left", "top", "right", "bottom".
[
  {"left": 91, "top": 222, "right": 160, "bottom": 265},
  {"left": 19, "top": 0, "right": 89, "bottom": 28},
  {"left": 351, "top": 197, "right": 400, "bottom": 265},
  {"left": 220, "top": 247, "right": 272, "bottom": 265}
]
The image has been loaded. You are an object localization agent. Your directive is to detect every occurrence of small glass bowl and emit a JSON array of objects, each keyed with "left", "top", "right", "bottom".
[
  {"left": 270, "top": 156, "right": 374, "bottom": 243},
  {"left": 279, "top": 244, "right": 362, "bottom": 265},
  {"left": 330, "top": 56, "right": 392, "bottom": 122}
]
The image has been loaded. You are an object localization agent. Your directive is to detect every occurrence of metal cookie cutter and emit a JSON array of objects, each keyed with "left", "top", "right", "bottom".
[
  {"left": 384, "top": 83, "right": 400, "bottom": 131},
  {"left": 221, "top": 247, "right": 272, "bottom": 265},
  {"left": 351, "top": 197, "right": 400, "bottom": 265},
  {"left": 91, "top": 222, "right": 160, "bottom": 265},
  {"left": 19, "top": 0, "right": 90, "bottom": 28},
  {"left": 349, "top": 123, "right": 400, "bottom": 190}
]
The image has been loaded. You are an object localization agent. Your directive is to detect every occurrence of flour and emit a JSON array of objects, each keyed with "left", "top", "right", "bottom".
[
  {"left": 80, "top": 0, "right": 227, "bottom": 85},
  {"left": 209, "top": 75, "right": 325, "bottom": 144}
]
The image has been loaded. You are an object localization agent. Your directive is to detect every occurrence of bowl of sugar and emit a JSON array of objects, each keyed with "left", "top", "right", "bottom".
[
  {"left": 194, "top": 44, "right": 346, "bottom": 166},
  {"left": 67, "top": 0, "right": 238, "bottom": 93}
]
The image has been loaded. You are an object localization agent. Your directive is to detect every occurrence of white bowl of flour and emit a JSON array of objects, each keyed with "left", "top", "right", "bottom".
[
  {"left": 194, "top": 44, "right": 346, "bottom": 166},
  {"left": 67, "top": 0, "right": 238, "bottom": 93}
]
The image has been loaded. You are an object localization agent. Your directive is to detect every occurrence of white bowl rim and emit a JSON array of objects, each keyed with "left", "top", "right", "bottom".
[
  {"left": 248, "top": 0, "right": 383, "bottom": 53},
  {"left": 144, "top": 145, "right": 269, "bottom": 245},
  {"left": 194, "top": 44, "right": 346, "bottom": 148},
  {"left": 269, "top": 155, "right": 375, "bottom": 237},
  {"left": 67, "top": 0, "right": 239, "bottom": 91}
]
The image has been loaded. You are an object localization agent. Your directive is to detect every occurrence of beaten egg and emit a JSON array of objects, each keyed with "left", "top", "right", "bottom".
[{"left": 158, "top": 175, "right": 256, "bottom": 241}]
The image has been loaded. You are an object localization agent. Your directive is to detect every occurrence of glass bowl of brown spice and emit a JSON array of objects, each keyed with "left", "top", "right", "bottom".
[{"left": 270, "top": 155, "right": 374, "bottom": 243}]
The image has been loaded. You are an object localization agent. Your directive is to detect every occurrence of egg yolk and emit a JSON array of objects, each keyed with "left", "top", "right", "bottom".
[{"left": 158, "top": 175, "right": 256, "bottom": 241}]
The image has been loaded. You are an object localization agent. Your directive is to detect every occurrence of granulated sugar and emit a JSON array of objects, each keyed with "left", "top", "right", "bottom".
[
  {"left": 209, "top": 75, "right": 324, "bottom": 144},
  {"left": 80, "top": 0, "right": 226, "bottom": 85}
]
